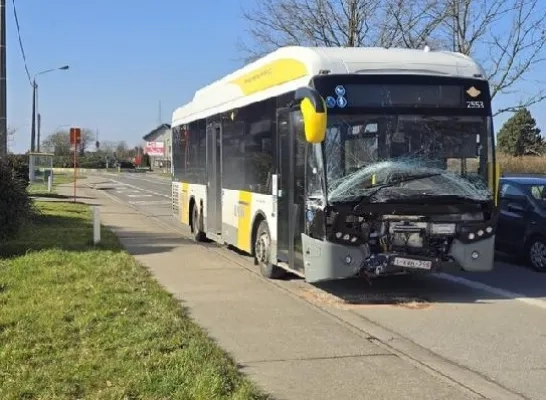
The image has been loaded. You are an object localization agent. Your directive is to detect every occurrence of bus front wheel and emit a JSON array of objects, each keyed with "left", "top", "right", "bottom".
[{"left": 255, "top": 220, "right": 285, "bottom": 279}]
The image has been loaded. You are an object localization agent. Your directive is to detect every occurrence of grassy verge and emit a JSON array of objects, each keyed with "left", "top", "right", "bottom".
[
  {"left": 27, "top": 173, "right": 87, "bottom": 197},
  {"left": 0, "top": 202, "right": 267, "bottom": 400},
  {"left": 498, "top": 153, "right": 546, "bottom": 174}
]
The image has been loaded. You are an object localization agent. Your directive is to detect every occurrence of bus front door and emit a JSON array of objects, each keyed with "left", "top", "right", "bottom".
[
  {"left": 206, "top": 123, "right": 222, "bottom": 236},
  {"left": 276, "top": 109, "right": 295, "bottom": 268}
]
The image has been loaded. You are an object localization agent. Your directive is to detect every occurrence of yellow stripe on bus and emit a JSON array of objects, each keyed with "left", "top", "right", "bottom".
[
  {"left": 487, "top": 161, "right": 501, "bottom": 206},
  {"left": 180, "top": 182, "right": 190, "bottom": 225},
  {"left": 230, "top": 58, "right": 308, "bottom": 96},
  {"left": 237, "top": 191, "right": 252, "bottom": 253}
]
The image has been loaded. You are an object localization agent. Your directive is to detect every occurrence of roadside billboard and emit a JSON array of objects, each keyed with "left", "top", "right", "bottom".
[{"left": 145, "top": 141, "right": 164, "bottom": 156}]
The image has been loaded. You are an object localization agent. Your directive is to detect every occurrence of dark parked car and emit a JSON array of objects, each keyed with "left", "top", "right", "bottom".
[
  {"left": 496, "top": 176, "right": 546, "bottom": 271},
  {"left": 118, "top": 161, "right": 136, "bottom": 169}
]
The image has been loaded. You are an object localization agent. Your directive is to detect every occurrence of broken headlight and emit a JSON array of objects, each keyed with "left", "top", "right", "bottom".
[
  {"left": 456, "top": 223, "right": 495, "bottom": 243},
  {"left": 328, "top": 214, "right": 369, "bottom": 246}
]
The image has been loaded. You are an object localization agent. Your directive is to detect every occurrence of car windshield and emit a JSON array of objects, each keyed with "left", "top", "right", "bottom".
[{"left": 322, "top": 114, "right": 491, "bottom": 203}]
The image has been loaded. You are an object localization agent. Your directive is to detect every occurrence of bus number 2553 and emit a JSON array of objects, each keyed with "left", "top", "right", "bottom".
[{"left": 466, "top": 101, "right": 484, "bottom": 108}]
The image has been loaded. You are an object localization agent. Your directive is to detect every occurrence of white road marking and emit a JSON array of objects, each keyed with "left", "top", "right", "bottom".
[
  {"left": 436, "top": 273, "right": 546, "bottom": 310},
  {"left": 108, "top": 179, "right": 171, "bottom": 199},
  {"left": 127, "top": 194, "right": 153, "bottom": 198},
  {"left": 120, "top": 174, "right": 171, "bottom": 183},
  {"left": 128, "top": 200, "right": 171, "bottom": 205}
]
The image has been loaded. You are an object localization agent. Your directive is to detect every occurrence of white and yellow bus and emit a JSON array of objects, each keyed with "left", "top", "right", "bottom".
[{"left": 171, "top": 46, "right": 500, "bottom": 283}]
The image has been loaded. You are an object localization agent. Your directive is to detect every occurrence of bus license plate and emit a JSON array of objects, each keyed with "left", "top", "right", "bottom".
[{"left": 392, "top": 257, "right": 432, "bottom": 270}]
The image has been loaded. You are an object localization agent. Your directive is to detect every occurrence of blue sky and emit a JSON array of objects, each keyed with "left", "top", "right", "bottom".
[
  {"left": 7, "top": 0, "right": 254, "bottom": 153},
  {"left": 6, "top": 0, "right": 545, "bottom": 153}
]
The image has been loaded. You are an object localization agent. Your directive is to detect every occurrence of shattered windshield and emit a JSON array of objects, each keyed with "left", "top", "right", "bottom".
[{"left": 323, "top": 114, "right": 491, "bottom": 203}]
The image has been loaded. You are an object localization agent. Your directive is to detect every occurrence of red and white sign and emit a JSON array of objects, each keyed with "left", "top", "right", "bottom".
[{"left": 145, "top": 141, "right": 164, "bottom": 156}]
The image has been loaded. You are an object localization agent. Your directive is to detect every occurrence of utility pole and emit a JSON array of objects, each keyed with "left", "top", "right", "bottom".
[
  {"left": 37, "top": 113, "right": 41, "bottom": 152},
  {"left": 30, "top": 80, "right": 36, "bottom": 152},
  {"left": 0, "top": 0, "right": 7, "bottom": 157},
  {"left": 30, "top": 66, "right": 69, "bottom": 153}
]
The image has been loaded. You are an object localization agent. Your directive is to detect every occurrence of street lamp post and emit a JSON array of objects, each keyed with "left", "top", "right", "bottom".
[
  {"left": 37, "top": 113, "right": 41, "bottom": 152},
  {"left": 30, "top": 65, "right": 69, "bottom": 152}
]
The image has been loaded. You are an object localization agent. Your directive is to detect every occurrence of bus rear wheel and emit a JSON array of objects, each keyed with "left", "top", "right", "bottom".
[
  {"left": 192, "top": 205, "right": 206, "bottom": 242},
  {"left": 255, "top": 220, "right": 285, "bottom": 279}
]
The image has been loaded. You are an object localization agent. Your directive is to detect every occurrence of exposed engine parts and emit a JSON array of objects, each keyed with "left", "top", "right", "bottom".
[{"left": 314, "top": 204, "right": 497, "bottom": 277}]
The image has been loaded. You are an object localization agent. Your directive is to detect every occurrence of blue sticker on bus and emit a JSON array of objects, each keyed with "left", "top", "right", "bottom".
[
  {"left": 326, "top": 96, "right": 336, "bottom": 108},
  {"left": 337, "top": 96, "right": 347, "bottom": 108},
  {"left": 335, "top": 85, "right": 346, "bottom": 97}
]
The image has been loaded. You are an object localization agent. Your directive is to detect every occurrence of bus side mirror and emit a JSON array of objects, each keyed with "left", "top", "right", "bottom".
[{"left": 294, "top": 87, "right": 327, "bottom": 144}]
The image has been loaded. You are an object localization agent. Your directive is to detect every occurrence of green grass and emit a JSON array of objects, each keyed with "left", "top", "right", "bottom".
[
  {"left": 0, "top": 202, "right": 268, "bottom": 400},
  {"left": 27, "top": 173, "right": 87, "bottom": 197}
]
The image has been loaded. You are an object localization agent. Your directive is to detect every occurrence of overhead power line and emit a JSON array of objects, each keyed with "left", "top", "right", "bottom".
[{"left": 11, "top": 0, "right": 32, "bottom": 86}]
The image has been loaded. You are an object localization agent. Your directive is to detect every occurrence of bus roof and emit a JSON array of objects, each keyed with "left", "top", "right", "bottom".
[{"left": 172, "top": 46, "right": 487, "bottom": 127}]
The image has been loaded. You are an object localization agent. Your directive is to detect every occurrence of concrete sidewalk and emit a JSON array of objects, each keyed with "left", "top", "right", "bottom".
[{"left": 56, "top": 178, "right": 479, "bottom": 400}]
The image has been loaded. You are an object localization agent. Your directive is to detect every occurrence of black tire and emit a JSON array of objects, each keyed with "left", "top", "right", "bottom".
[
  {"left": 526, "top": 235, "right": 546, "bottom": 272},
  {"left": 192, "top": 205, "right": 206, "bottom": 242},
  {"left": 254, "top": 220, "right": 285, "bottom": 279}
]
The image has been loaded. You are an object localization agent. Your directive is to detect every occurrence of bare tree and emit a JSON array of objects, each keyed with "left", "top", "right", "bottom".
[
  {"left": 98, "top": 141, "right": 117, "bottom": 155},
  {"left": 437, "top": 0, "right": 546, "bottom": 115},
  {"left": 41, "top": 129, "right": 95, "bottom": 156},
  {"left": 381, "top": 0, "right": 446, "bottom": 49},
  {"left": 79, "top": 129, "right": 95, "bottom": 153},
  {"left": 115, "top": 141, "right": 129, "bottom": 159},
  {"left": 238, "top": 0, "right": 443, "bottom": 62},
  {"left": 7, "top": 126, "right": 16, "bottom": 152},
  {"left": 41, "top": 131, "right": 72, "bottom": 156},
  {"left": 240, "top": 0, "right": 546, "bottom": 115}
]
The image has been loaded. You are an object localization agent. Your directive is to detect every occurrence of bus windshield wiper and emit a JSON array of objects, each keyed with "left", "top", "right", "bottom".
[{"left": 399, "top": 193, "right": 490, "bottom": 204}]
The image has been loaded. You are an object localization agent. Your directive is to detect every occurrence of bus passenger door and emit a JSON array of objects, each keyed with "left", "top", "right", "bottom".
[
  {"left": 276, "top": 109, "right": 295, "bottom": 268},
  {"left": 206, "top": 123, "right": 222, "bottom": 235}
]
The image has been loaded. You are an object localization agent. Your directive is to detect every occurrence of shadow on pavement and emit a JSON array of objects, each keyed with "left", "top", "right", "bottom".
[
  {"left": 303, "top": 263, "right": 546, "bottom": 307},
  {"left": 31, "top": 193, "right": 95, "bottom": 200},
  {"left": 100, "top": 222, "right": 221, "bottom": 257},
  {"left": 0, "top": 210, "right": 202, "bottom": 260},
  {"left": 147, "top": 222, "right": 546, "bottom": 305},
  {"left": 494, "top": 251, "right": 529, "bottom": 269},
  {"left": 308, "top": 274, "right": 480, "bottom": 307}
]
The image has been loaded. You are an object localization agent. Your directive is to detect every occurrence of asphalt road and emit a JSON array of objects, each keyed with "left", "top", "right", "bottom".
[{"left": 93, "top": 171, "right": 546, "bottom": 400}]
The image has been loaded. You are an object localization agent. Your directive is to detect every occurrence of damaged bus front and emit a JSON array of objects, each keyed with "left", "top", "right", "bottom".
[{"left": 296, "top": 74, "right": 500, "bottom": 283}]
